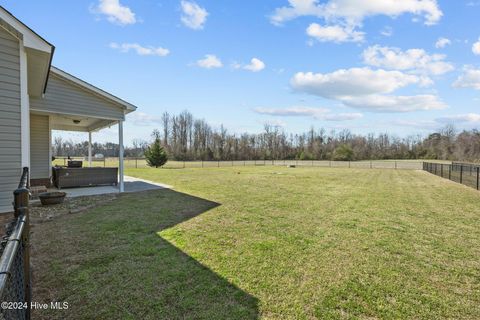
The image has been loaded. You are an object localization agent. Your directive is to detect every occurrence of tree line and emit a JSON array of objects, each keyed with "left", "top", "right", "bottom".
[{"left": 52, "top": 111, "right": 480, "bottom": 162}]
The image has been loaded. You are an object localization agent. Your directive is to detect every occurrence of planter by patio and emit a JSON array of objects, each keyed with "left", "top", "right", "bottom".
[{"left": 38, "top": 192, "right": 67, "bottom": 205}]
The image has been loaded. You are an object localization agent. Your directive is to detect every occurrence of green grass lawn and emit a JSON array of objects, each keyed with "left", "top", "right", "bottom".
[{"left": 31, "top": 167, "right": 480, "bottom": 319}]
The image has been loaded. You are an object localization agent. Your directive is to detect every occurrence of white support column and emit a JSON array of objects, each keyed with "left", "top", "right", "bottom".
[
  {"left": 48, "top": 116, "right": 52, "bottom": 178},
  {"left": 19, "top": 42, "right": 30, "bottom": 171},
  {"left": 118, "top": 120, "right": 124, "bottom": 192},
  {"left": 88, "top": 132, "right": 92, "bottom": 167}
]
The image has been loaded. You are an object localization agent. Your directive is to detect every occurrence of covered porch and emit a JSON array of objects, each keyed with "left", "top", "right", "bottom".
[{"left": 28, "top": 67, "right": 137, "bottom": 193}]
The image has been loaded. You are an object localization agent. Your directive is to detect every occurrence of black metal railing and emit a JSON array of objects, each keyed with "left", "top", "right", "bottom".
[
  {"left": 0, "top": 167, "right": 31, "bottom": 320},
  {"left": 423, "top": 162, "right": 480, "bottom": 190}
]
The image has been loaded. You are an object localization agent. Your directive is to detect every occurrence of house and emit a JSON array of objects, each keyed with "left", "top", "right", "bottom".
[{"left": 0, "top": 6, "right": 137, "bottom": 213}]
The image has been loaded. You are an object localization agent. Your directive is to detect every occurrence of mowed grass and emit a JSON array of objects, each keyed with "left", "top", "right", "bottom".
[{"left": 31, "top": 167, "right": 480, "bottom": 319}]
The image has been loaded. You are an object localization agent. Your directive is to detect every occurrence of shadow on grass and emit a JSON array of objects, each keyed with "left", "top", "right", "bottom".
[{"left": 31, "top": 188, "right": 258, "bottom": 320}]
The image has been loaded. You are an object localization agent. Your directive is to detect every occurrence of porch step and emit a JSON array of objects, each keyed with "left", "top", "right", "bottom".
[{"left": 30, "top": 186, "right": 48, "bottom": 198}]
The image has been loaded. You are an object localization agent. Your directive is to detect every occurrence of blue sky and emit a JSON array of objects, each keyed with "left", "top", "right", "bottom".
[{"left": 3, "top": 0, "right": 480, "bottom": 145}]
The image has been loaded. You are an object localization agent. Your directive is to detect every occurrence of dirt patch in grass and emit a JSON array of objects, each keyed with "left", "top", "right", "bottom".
[{"left": 30, "top": 194, "right": 118, "bottom": 223}]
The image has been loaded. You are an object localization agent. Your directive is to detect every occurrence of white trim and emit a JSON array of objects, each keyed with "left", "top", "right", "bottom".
[
  {"left": 48, "top": 115, "right": 52, "bottom": 178},
  {"left": 50, "top": 67, "right": 137, "bottom": 113},
  {"left": 19, "top": 42, "right": 30, "bottom": 170},
  {"left": 118, "top": 121, "right": 124, "bottom": 192},
  {"left": 0, "top": 8, "right": 52, "bottom": 53},
  {"left": 30, "top": 108, "right": 124, "bottom": 122},
  {"left": 88, "top": 132, "right": 92, "bottom": 167}
]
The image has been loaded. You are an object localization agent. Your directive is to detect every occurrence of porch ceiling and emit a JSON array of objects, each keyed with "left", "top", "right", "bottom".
[
  {"left": 32, "top": 111, "right": 117, "bottom": 132},
  {"left": 50, "top": 114, "right": 117, "bottom": 132}
]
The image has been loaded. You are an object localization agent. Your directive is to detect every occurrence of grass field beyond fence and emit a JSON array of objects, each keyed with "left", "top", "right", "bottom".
[
  {"left": 53, "top": 157, "right": 452, "bottom": 170},
  {"left": 31, "top": 166, "right": 480, "bottom": 319}
]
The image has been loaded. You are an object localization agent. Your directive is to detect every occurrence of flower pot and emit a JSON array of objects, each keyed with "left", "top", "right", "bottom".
[{"left": 38, "top": 192, "right": 67, "bottom": 205}]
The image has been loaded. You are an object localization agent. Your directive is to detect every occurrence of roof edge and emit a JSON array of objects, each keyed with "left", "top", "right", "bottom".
[
  {"left": 50, "top": 66, "right": 137, "bottom": 113},
  {"left": 0, "top": 6, "right": 55, "bottom": 94}
]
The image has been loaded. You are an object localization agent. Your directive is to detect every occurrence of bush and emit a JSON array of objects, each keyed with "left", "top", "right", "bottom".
[
  {"left": 145, "top": 134, "right": 168, "bottom": 168},
  {"left": 333, "top": 144, "right": 354, "bottom": 161}
]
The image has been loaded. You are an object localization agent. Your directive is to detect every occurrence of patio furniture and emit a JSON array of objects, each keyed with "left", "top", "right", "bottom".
[
  {"left": 67, "top": 160, "right": 83, "bottom": 168},
  {"left": 52, "top": 167, "right": 118, "bottom": 189}
]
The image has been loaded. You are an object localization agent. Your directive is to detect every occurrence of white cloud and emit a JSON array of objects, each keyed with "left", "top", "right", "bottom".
[
  {"left": 127, "top": 112, "right": 163, "bottom": 126},
  {"left": 93, "top": 0, "right": 136, "bottom": 25},
  {"left": 380, "top": 26, "right": 393, "bottom": 37},
  {"left": 255, "top": 106, "right": 329, "bottom": 117},
  {"left": 181, "top": 1, "right": 208, "bottom": 30},
  {"left": 254, "top": 106, "right": 362, "bottom": 121},
  {"left": 290, "top": 67, "right": 448, "bottom": 113},
  {"left": 391, "top": 119, "right": 437, "bottom": 129},
  {"left": 453, "top": 67, "right": 480, "bottom": 90},
  {"left": 323, "top": 113, "right": 364, "bottom": 121},
  {"left": 234, "top": 58, "right": 266, "bottom": 72},
  {"left": 291, "top": 68, "right": 420, "bottom": 99},
  {"left": 472, "top": 38, "right": 480, "bottom": 55},
  {"left": 109, "top": 43, "right": 170, "bottom": 56},
  {"left": 306, "top": 23, "right": 364, "bottom": 43},
  {"left": 436, "top": 113, "right": 480, "bottom": 123},
  {"left": 362, "top": 45, "right": 454, "bottom": 76},
  {"left": 196, "top": 54, "right": 223, "bottom": 69},
  {"left": 270, "top": 0, "right": 442, "bottom": 26},
  {"left": 264, "top": 119, "right": 287, "bottom": 128},
  {"left": 435, "top": 37, "right": 451, "bottom": 48},
  {"left": 341, "top": 94, "right": 447, "bottom": 112}
]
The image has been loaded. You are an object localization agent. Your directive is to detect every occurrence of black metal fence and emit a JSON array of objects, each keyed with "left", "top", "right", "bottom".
[
  {"left": 423, "top": 162, "right": 480, "bottom": 190},
  {"left": 54, "top": 157, "right": 424, "bottom": 170},
  {"left": 0, "top": 167, "right": 31, "bottom": 320}
]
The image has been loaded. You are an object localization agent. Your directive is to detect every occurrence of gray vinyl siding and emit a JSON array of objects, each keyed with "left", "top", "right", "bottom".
[
  {"left": 0, "top": 27, "right": 21, "bottom": 213},
  {"left": 30, "top": 114, "right": 49, "bottom": 180},
  {"left": 30, "top": 73, "right": 125, "bottom": 120}
]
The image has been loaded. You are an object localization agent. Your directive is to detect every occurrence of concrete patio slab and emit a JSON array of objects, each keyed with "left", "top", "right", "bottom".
[{"left": 48, "top": 176, "right": 172, "bottom": 198}]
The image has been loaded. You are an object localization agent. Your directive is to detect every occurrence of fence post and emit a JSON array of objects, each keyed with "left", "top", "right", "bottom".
[
  {"left": 244, "top": 160, "right": 246, "bottom": 166},
  {"left": 329, "top": 160, "right": 332, "bottom": 167},
  {"left": 14, "top": 168, "right": 31, "bottom": 320},
  {"left": 395, "top": 161, "right": 397, "bottom": 170},
  {"left": 460, "top": 165, "right": 463, "bottom": 184},
  {"left": 348, "top": 161, "right": 351, "bottom": 168},
  {"left": 441, "top": 164, "right": 443, "bottom": 177},
  {"left": 449, "top": 164, "right": 451, "bottom": 180},
  {"left": 477, "top": 167, "right": 479, "bottom": 190},
  {"left": 135, "top": 157, "right": 138, "bottom": 169}
]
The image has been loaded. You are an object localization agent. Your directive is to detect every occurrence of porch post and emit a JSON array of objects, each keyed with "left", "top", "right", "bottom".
[
  {"left": 19, "top": 42, "right": 30, "bottom": 171},
  {"left": 118, "top": 120, "right": 124, "bottom": 192},
  {"left": 88, "top": 132, "right": 92, "bottom": 167}
]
